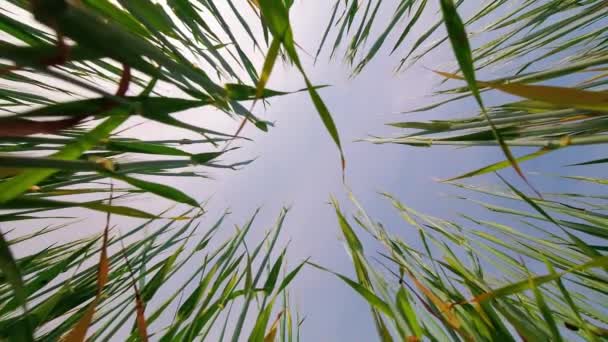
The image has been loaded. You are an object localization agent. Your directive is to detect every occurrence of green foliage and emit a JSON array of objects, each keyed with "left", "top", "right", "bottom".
[
  {"left": 0, "top": 0, "right": 309, "bottom": 340},
  {"left": 0, "top": 208, "right": 300, "bottom": 341},
  {"left": 327, "top": 188, "right": 608, "bottom": 340},
  {"left": 313, "top": 1, "right": 608, "bottom": 340},
  {"left": 1, "top": 0, "right": 607, "bottom": 341}
]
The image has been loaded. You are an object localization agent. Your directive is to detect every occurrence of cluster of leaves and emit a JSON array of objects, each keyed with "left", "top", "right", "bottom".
[
  {"left": 1, "top": 206, "right": 304, "bottom": 341},
  {"left": 320, "top": 0, "right": 608, "bottom": 158},
  {"left": 0, "top": 0, "right": 278, "bottom": 213},
  {"left": 314, "top": 0, "right": 608, "bottom": 340},
  {"left": 0, "top": 0, "right": 346, "bottom": 217},
  {"left": 326, "top": 185, "right": 607, "bottom": 341},
  {"left": 319, "top": 0, "right": 607, "bottom": 73},
  {"left": 0, "top": 0, "right": 317, "bottom": 340}
]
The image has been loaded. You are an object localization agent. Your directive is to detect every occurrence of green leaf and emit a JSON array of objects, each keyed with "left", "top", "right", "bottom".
[
  {"left": 255, "top": 38, "right": 282, "bottom": 99},
  {"left": 567, "top": 158, "right": 608, "bottom": 167},
  {"left": 141, "top": 246, "right": 183, "bottom": 302},
  {"left": 396, "top": 287, "right": 423, "bottom": 338},
  {"left": 275, "top": 259, "right": 307, "bottom": 294},
  {"left": 0, "top": 114, "right": 129, "bottom": 203},
  {"left": 105, "top": 141, "right": 190, "bottom": 156},
  {"left": 258, "top": 0, "right": 345, "bottom": 173},
  {"left": 496, "top": 173, "right": 603, "bottom": 260},
  {"left": 248, "top": 298, "right": 276, "bottom": 342},
  {"left": 444, "top": 148, "right": 552, "bottom": 182},
  {"left": 117, "top": 0, "right": 175, "bottom": 35},
  {"left": 190, "top": 152, "right": 224, "bottom": 165},
  {"left": 303, "top": 76, "right": 346, "bottom": 172},
  {"left": 474, "top": 255, "right": 608, "bottom": 302},
  {"left": 5, "top": 197, "right": 158, "bottom": 219},
  {"left": 263, "top": 249, "right": 285, "bottom": 294},
  {"left": 0, "top": 231, "right": 33, "bottom": 342},
  {"left": 109, "top": 173, "right": 199, "bottom": 207},
  {"left": 528, "top": 273, "right": 563, "bottom": 342},
  {"left": 308, "top": 262, "right": 394, "bottom": 318},
  {"left": 436, "top": 1, "right": 529, "bottom": 189}
]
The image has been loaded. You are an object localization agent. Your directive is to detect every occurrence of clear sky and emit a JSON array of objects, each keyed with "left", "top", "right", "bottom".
[{"left": 5, "top": 1, "right": 606, "bottom": 341}]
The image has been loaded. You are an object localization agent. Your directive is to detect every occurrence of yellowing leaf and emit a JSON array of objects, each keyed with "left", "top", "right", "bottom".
[
  {"left": 88, "top": 156, "right": 115, "bottom": 171},
  {"left": 264, "top": 311, "right": 283, "bottom": 342},
  {"left": 436, "top": 70, "right": 608, "bottom": 112},
  {"left": 408, "top": 272, "right": 459, "bottom": 329},
  {"left": 256, "top": 38, "right": 281, "bottom": 99},
  {"left": 63, "top": 224, "right": 110, "bottom": 342},
  {"left": 0, "top": 168, "right": 22, "bottom": 178},
  {"left": 0, "top": 117, "right": 84, "bottom": 137},
  {"left": 134, "top": 287, "right": 149, "bottom": 342}
]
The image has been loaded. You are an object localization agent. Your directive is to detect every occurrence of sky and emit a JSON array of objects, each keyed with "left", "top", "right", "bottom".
[{"left": 3, "top": 1, "right": 606, "bottom": 341}]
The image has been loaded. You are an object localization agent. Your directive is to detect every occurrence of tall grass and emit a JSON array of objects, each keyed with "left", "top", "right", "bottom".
[
  {"left": 325, "top": 185, "right": 607, "bottom": 340},
  {"left": 0, "top": 0, "right": 606, "bottom": 340},
  {"left": 0, "top": 0, "right": 311, "bottom": 340},
  {"left": 1, "top": 206, "right": 303, "bottom": 341},
  {"left": 315, "top": 0, "right": 608, "bottom": 340}
]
